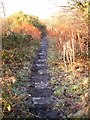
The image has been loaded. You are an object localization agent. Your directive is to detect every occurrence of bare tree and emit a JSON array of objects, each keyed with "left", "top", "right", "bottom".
[{"left": 0, "top": 1, "right": 6, "bottom": 18}]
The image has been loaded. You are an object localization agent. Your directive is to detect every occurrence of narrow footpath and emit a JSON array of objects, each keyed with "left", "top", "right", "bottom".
[{"left": 28, "top": 37, "right": 61, "bottom": 119}]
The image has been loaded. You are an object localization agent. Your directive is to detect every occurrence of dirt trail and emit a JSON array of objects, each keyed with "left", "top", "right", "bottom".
[{"left": 28, "top": 37, "right": 62, "bottom": 119}]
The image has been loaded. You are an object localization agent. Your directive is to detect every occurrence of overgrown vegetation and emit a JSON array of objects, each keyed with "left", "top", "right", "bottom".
[
  {"left": 47, "top": 0, "right": 89, "bottom": 118},
  {"left": 1, "top": 11, "right": 47, "bottom": 118},
  {"left": 0, "top": 0, "right": 89, "bottom": 119},
  {"left": 47, "top": 37, "right": 89, "bottom": 118}
]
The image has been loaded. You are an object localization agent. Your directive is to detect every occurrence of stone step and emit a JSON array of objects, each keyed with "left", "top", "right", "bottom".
[
  {"left": 35, "top": 82, "right": 50, "bottom": 88},
  {"left": 38, "top": 52, "right": 46, "bottom": 55},
  {"left": 38, "top": 69, "right": 47, "bottom": 75},
  {"left": 40, "top": 49, "right": 46, "bottom": 51},
  {"left": 32, "top": 97, "right": 54, "bottom": 105},
  {"left": 40, "top": 46, "right": 47, "bottom": 48},
  {"left": 38, "top": 59, "right": 46, "bottom": 62},
  {"left": 40, "top": 48, "right": 47, "bottom": 50},
  {"left": 28, "top": 38, "right": 61, "bottom": 119},
  {"left": 41, "top": 49, "right": 47, "bottom": 51},
  {"left": 31, "top": 65, "right": 47, "bottom": 71},
  {"left": 38, "top": 54, "right": 47, "bottom": 57},
  {"left": 31, "top": 88, "right": 53, "bottom": 97},
  {"left": 31, "top": 68, "right": 47, "bottom": 74},
  {"left": 38, "top": 54, "right": 46, "bottom": 56},
  {"left": 30, "top": 75, "right": 51, "bottom": 82},
  {"left": 35, "top": 61, "right": 46, "bottom": 65},
  {"left": 36, "top": 63, "right": 47, "bottom": 67},
  {"left": 29, "top": 105, "right": 59, "bottom": 119},
  {"left": 37, "top": 55, "right": 47, "bottom": 59},
  {"left": 39, "top": 50, "right": 47, "bottom": 52}
]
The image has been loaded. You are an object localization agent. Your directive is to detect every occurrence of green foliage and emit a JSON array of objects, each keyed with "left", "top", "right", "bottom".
[
  {"left": 72, "top": 0, "right": 88, "bottom": 11},
  {"left": 47, "top": 37, "right": 89, "bottom": 118},
  {"left": 2, "top": 33, "right": 33, "bottom": 50},
  {"left": 34, "top": 23, "right": 47, "bottom": 37},
  {"left": 1, "top": 13, "right": 46, "bottom": 117},
  {"left": 2, "top": 37, "right": 40, "bottom": 117},
  {"left": 6, "top": 11, "right": 47, "bottom": 37},
  {"left": 69, "top": 0, "right": 89, "bottom": 23},
  {"left": 2, "top": 12, "right": 42, "bottom": 117}
]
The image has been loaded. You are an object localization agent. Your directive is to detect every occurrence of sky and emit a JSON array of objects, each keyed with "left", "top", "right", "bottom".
[{"left": 1, "top": 0, "right": 68, "bottom": 19}]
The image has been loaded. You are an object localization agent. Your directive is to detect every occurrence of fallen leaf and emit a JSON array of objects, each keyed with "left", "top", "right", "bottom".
[{"left": 7, "top": 104, "right": 11, "bottom": 111}]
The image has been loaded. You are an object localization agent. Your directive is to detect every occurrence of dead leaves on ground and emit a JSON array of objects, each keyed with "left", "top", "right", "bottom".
[{"left": 47, "top": 45, "right": 89, "bottom": 118}]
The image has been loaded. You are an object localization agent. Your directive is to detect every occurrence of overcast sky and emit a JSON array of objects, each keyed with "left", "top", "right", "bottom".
[{"left": 2, "top": 0, "right": 68, "bottom": 19}]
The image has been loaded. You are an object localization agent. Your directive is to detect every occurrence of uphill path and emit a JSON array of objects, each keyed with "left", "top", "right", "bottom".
[{"left": 28, "top": 36, "right": 63, "bottom": 119}]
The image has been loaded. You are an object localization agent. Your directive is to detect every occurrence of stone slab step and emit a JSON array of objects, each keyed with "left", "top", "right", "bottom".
[
  {"left": 36, "top": 64, "right": 47, "bottom": 67},
  {"left": 38, "top": 52, "right": 46, "bottom": 55},
  {"left": 35, "top": 61, "right": 47, "bottom": 64},
  {"left": 38, "top": 69, "right": 47, "bottom": 75},
  {"left": 32, "top": 97, "right": 54, "bottom": 105},
  {"left": 38, "top": 55, "right": 47, "bottom": 57},
  {"left": 31, "top": 88, "right": 53, "bottom": 97},
  {"left": 29, "top": 105, "right": 59, "bottom": 119},
  {"left": 31, "top": 64, "right": 47, "bottom": 68},
  {"left": 31, "top": 66, "right": 47, "bottom": 72},
  {"left": 38, "top": 59, "right": 46, "bottom": 62},
  {"left": 31, "top": 75, "right": 51, "bottom": 82},
  {"left": 35, "top": 82, "right": 50, "bottom": 89}
]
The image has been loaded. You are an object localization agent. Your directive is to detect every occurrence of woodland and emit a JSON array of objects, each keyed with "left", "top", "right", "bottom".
[{"left": 0, "top": 0, "right": 89, "bottom": 119}]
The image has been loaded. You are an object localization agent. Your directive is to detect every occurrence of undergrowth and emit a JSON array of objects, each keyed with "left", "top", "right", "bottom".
[
  {"left": 47, "top": 37, "right": 89, "bottom": 119},
  {"left": 2, "top": 34, "right": 40, "bottom": 118}
]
